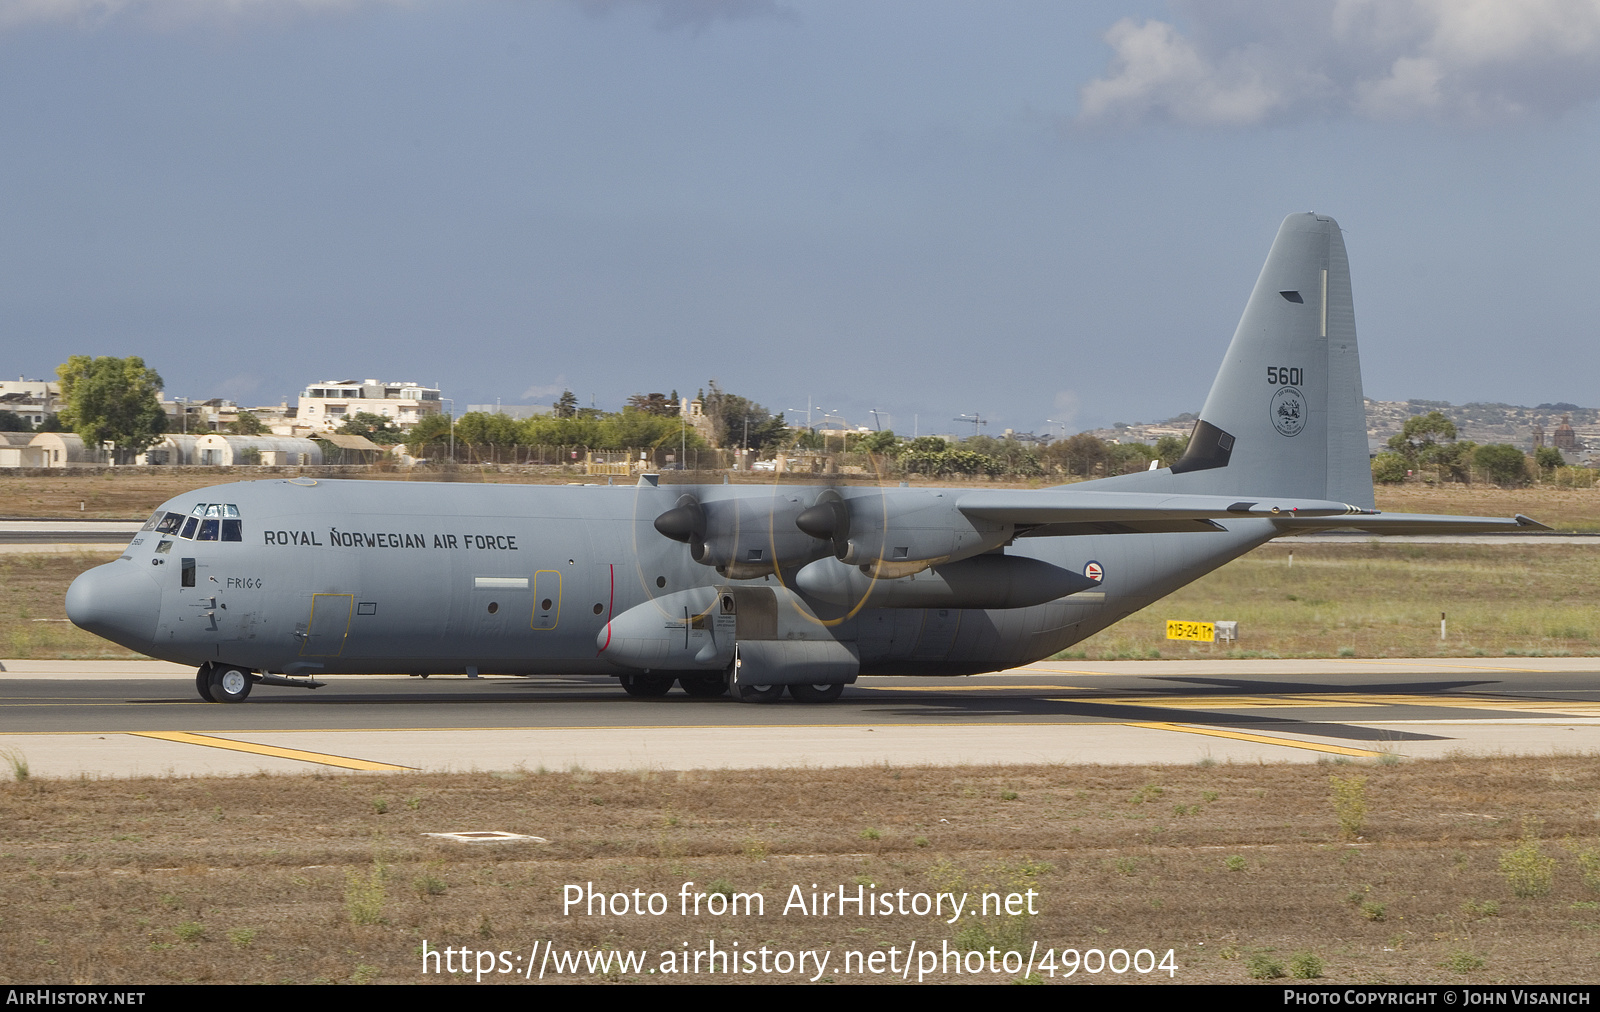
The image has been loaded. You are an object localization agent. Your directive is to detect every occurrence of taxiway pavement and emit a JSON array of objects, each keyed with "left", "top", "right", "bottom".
[{"left": 3, "top": 657, "right": 1598, "bottom": 777}]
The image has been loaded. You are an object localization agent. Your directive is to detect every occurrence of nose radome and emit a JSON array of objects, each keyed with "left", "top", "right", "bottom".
[{"left": 66, "top": 560, "right": 162, "bottom": 652}]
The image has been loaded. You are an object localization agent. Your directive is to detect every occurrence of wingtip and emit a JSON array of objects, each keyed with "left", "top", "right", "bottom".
[{"left": 1514, "top": 514, "right": 1553, "bottom": 531}]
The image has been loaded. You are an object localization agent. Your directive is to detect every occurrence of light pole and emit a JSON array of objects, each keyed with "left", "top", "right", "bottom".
[{"left": 441, "top": 398, "right": 455, "bottom": 461}]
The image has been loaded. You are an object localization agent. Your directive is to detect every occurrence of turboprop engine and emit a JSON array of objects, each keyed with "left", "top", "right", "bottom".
[
  {"left": 795, "top": 488, "right": 1013, "bottom": 577},
  {"left": 653, "top": 492, "right": 823, "bottom": 580}
]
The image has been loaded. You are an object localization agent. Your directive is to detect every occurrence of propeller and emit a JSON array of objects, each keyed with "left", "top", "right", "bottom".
[
  {"left": 652, "top": 493, "right": 707, "bottom": 562},
  {"left": 795, "top": 490, "right": 849, "bottom": 560}
]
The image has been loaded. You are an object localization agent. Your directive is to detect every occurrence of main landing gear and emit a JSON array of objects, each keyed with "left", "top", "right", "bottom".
[{"left": 613, "top": 671, "right": 845, "bottom": 704}]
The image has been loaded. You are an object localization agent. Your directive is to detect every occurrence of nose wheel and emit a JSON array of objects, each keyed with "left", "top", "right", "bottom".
[
  {"left": 196, "top": 663, "right": 254, "bottom": 703},
  {"left": 195, "top": 664, "right": 216, "bottom": 703}
]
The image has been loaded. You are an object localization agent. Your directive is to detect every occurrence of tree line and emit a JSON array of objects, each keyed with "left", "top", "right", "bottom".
[
  {"left": 22, "top": 357, "right": 1592, "bottom": 485},
  {"left": 1371, "top": 410, "right": 1579, "bottom": 488}
]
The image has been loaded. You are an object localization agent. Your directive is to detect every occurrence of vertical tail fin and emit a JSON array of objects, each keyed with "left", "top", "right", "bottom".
[{"left": 1095, "top": 213, "right": 1373, "bottom": 508}]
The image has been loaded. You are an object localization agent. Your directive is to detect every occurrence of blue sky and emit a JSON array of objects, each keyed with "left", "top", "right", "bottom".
[{"left": 3, "top": 0, "right": 1598, "bottom": 436}]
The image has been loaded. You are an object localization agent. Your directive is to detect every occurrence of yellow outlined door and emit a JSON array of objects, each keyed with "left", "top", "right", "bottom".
[
  {"left": 531, "top": 570, "right": 562, "bottom": 630},
  {"left": 302, "top": 593, "right": 354, "bottom": 656}
]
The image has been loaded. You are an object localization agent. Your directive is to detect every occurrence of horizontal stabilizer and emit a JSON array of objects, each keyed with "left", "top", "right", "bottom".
[{"left": 1270, "top": 512, "right": 1550, "bottom": 535}]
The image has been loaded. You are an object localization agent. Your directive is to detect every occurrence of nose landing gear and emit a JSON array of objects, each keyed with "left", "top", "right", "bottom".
[{"left": 196, "top": 662, "right": 254, "bottom": 703}]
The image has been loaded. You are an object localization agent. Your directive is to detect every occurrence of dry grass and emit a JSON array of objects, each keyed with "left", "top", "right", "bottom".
[
  {"left": 2, "top": 757, "right": 1598, "bottom": 984},
  {"left": 1072, "top": 542, "right": 1600, "bottom": 660},
  {"left": 1376, "top": 484, "right": 1600, "bottom": 534},
  {"left": 0, "top": 552, "right": 143, "bottom": 659}
]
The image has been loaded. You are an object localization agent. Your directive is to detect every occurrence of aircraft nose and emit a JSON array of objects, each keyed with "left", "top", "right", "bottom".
[{"left": 66, "top": 560, "right": 163, "bottom": 652}]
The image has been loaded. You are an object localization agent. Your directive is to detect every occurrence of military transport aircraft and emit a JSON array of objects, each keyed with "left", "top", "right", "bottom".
[{"left": 65, "top": 213, "right": 1542, "bottom": 704}]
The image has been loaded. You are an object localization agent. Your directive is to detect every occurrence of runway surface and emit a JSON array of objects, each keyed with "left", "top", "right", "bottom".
[{"left": 4, "top": 657, "right": 1599, "bottom": 777}]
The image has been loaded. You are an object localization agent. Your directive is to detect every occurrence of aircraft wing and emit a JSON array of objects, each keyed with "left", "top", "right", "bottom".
[
  {"left": 956, "top": 490, "right": 1371, "bottom": 537},
  {"left": 1268, "top": 512, "right": 1550, "bottom": 535},
  {"left": 954, "top": 491, "right": 1545, "bottom": 539}
]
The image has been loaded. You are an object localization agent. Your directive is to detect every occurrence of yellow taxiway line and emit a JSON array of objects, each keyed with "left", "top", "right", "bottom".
[
  {"left": 129, "top": 731, "right": 414, "bottom": 771},
  {"left": 1127, "top": 722, "right": 1385, "bottom": 757}
]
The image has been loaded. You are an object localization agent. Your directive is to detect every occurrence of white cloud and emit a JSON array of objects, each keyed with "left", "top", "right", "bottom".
[{"left": 1079, "top": 0, "right": 1600, "bottom": 126}]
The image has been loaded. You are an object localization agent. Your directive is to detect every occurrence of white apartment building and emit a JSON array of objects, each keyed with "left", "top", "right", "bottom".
[
  {"left": 296, "top": 379, "right": 442, "bottom": 432},
  {"left": 0, "top": 379, "right": 60, "bottom": 428}
]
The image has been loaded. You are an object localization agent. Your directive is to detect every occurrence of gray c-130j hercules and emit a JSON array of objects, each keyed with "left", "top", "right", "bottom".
[{"left": 67, "top": 213, "right": 1543, "bottom": 704}]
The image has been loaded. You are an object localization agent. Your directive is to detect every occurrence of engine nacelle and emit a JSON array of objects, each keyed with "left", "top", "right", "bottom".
[
  {"left": 654, "top": 493, "right": 824, "bottom": 580},
  {"left": 796, "top": 488, "right": 1013, "bottom": 576},
  {"left": 794, "top": 553, "right": 1097, "bottom": 609}
]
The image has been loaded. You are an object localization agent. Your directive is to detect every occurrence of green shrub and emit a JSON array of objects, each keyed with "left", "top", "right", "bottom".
[
  {"left": 1500, "top": 819, "right": 1555, "bottom": 898},
  {"left": 1330, "top": 775, "right": 1367, "bottom": 839},
  {"left": 1289, "top": 951, "right": 1324, "bottom": 979},
  {"left": 345, "top": 861, "right": 386, "bottom": 925},
  {"left": 1246, "top": 954, "right": 1285, "bottom": 979}
]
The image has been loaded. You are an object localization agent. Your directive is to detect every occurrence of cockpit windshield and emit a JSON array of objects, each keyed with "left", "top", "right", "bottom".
[{"left": 161, "top": 504, "right": 244, "bottom": 542}]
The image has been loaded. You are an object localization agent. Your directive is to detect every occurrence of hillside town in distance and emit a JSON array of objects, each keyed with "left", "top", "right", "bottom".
[{"left": 1, "top": 359, "right": 1595, "bottom": 488}]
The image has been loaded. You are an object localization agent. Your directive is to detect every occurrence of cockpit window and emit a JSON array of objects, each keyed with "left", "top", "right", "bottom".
[
  {"left": 155, "top": 513, "right": 184, "bottom": 534},
  {"left": 141, "top": 512, "right": 162, "bottom": 532},
  {"left": 178, "top": 504, "right": 242, "bottom": 541}
]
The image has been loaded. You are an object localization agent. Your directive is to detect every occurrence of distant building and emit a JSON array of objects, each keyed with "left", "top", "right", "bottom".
[
  {"left": 1555, "top": 415, "right": 1579, "bottom": 452},
  {"left": 0, "top": 378, "right": 59, "bottom": 428},
  {"left": 678, "top": 395, "right": 716, "bottom": 446},
  {"left": 0, "top": 432, "right": 45, "bottom": 467},
  {"left": 193, "top": 434, "right": 323, "bottom": 466},
  {"left": 297, "top": 379, "right": 441, "bottom": 432},
  {"left": 162, "top": 397, "right": 239, "bottom": 434},
  {"left": 28, "top": 432, "right": 100, "bottom": 467},
  {"left": 140, "top": 434, "right": 202, "bottom": 466}
]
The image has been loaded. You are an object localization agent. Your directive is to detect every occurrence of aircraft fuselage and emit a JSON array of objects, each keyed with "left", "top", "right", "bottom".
[{"left": 73, "top": 476, "right": 1274, "bottom": 680}]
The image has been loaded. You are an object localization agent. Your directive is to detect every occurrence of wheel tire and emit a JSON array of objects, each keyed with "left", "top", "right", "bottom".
[
  {"left": 210, "top": 666, "right": 253, "bottom": 703},
  {"left": 678, "top": 672, "right": 728, "bottom": 698},
  {"left": 788, "top": 682, "right": 844, "bottom": 704},
  {"left": 195, "top": 664, "right": 217, "bottom": 703},
  {"left": 618, "top": 673, "right": 674, "bottom": 698},
  {"left": 727, "top": 667, "right": 783, "bottom": 704}
]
